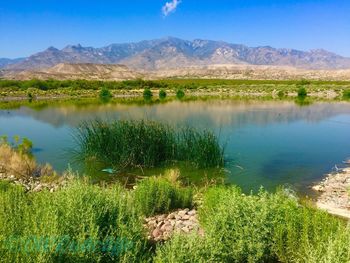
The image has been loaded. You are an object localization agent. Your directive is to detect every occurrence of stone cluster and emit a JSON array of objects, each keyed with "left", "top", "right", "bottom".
[
  {"left": 144, "top": 208, "right": 203, "bottom": 242},
  {"left": 0, "top": 172, "right": 67, "bottom": 192}
]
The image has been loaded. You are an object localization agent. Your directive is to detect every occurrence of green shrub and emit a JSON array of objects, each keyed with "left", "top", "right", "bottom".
[
  {"left": 343, "top": 89, "right": 350, "bottom": 99},
  {"left": 199, "top": 186, "right": 349, "bottom": 263},
  {"left": 134, "top": 177, "right": 193, "bottom": 216},
  {"left": 176, "top": 89, "right": 185, "bottom": 99},
  {"left": 297, "top": 86, "right": 308, "bottom": 98},
  {"left": 277, "top": 90, "right": 285, "bottom": 99},
  {"left": 99, "top": 87, "right": 112, "bottom": 101},
  {"left": 27, "top": 92, "right": 34, "bottom": 101},
  {"left": 74, "top": 120, "right": 224, "bottom": 169},
  {"left": 199, "top": 187, "right": 284, "bottom": 262},
  {"left": 159, "top": 89, "right": 167, "bottom": 99},
  {"left": 143, "top": 87, "right": 152, "bottom": 100}
]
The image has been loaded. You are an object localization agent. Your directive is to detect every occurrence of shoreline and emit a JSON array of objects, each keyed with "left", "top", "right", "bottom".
[{"left": 312, "top": 165, "right": 350, "bottom": 219}]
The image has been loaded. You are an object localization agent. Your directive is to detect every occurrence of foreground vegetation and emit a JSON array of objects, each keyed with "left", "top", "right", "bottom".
[
  {"left": 74, "top": 120, "right": 225, "bottom": 169},
  {"left": 1, "top": 177, "right": 350, "bottom": 263},
  {"left": 1, "top": 140, "right": 350, "bottom": 262}
]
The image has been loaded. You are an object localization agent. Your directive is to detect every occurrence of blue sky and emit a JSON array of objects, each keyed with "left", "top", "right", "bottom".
[{"left": 1, "top": 0, "right": 349, "bottom": 58}]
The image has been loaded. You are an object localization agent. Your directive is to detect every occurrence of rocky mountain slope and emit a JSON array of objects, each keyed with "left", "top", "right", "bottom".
[
  {"left": 0, "top": 58, "right": 24, "bottom": 68},
  {"left": 5, "top": 37, "right": 350, "bottom": 71}
]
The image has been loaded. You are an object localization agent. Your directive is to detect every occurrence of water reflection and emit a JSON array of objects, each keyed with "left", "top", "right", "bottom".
[{"left": 1, "top": 98, "right": 350, "bottom": 193}]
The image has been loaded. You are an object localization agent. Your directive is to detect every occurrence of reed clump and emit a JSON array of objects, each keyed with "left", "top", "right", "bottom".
[{"left": 74, "top": 120, "right": 224, "bottom": 169}]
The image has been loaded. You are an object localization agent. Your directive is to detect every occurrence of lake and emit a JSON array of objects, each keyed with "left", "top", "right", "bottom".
[{"left": 1, "top": 98, "right": 350, "bottom": 194}]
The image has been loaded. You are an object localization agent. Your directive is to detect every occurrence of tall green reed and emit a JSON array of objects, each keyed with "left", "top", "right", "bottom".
[{"left": 74, "top": 119, "right": 224, "bottom": 169}]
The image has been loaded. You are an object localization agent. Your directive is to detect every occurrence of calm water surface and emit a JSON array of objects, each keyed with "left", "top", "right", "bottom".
[{"left": 1, "top": 99, "right": 350, "bottom": 194}]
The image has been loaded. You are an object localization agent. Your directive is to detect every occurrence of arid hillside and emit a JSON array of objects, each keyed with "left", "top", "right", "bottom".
[{"left": 3, "top": 62, "right": 350, "bottom": 81}]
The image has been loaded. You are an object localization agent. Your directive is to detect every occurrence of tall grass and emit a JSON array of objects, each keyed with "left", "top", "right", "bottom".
[
  {"left": 0, "top": 180, "right": 151, "bottom": 263},
  {"left": 134, "top": 177, "right": 193, "bottom": 216},
  {"left": 74, "top": 120, "right": 224, "bottom": 169}
]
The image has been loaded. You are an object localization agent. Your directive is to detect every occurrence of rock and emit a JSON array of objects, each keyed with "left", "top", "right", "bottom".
[
  {"left": 167, "top": 213, "right": 176, "bottom": 219},
  {"left": 152, "top": 229, "right": 162, "bottom": 239},
  {"left": 144, "top": 208, "right": 202, "bottom": 242},
  {"left": 182, "top": 215, "right": 191, "bottom": 220},
  {"left": 33, "top": 184, "right": 43, "bottom": 192},
  {"left": 188, "top": 210, "right": 196, "bottom": 216},
  {"left": 161, "top": 223, "right": 173, "bottom": 232},
  {"left": 181, "top": 226, "right": 190, "bottom": 233},
  {"left": 178, "top": 210, "right": 187, "bottom": 217},
  {"left": 9, "top": 175, "right": 16, "bottom": 181},
  {"left": 175, "top": 221, "right": 185, "bottom": 229},
  {"left": 148, "top": 220, "right": 157, "bottom": 227},
  {"left": 312, "top": 185, "right": 325, "bottom": 192},
  {"left": 156, "top": 221, "right": 164, "bottom": 228}
]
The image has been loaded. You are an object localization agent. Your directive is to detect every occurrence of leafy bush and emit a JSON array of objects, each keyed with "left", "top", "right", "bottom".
[
  {"left": 277, "top": 90, "right": 285, "bottom": 99},
  {"left": 75, "top": 120, "right": 224, "bottom": 169},
  {"left": 176, "top": 89, "right": 185, "bottom": 99},
  {"left": 134, "top": 177, "right": 193, "bottom": 216},
  {"left": 143, "top": 87, "right": 152, "bottom": 100},
  {"left": 297, "top": 86, "right": 308, "bottom": 98},
  {"left": 99, "top": 87, "right": 112, "bottom": 101},
  {"left": 159, "top": 89, "right": 167, "bottom": 99},
  {"left": 343, "top": 89, "right": 350, "bottom": 99},
  {"left": 155, "top": 186, "right": 350, "bottom": 262}
]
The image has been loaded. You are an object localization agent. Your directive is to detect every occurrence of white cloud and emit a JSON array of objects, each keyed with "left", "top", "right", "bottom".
[{"left": 162, "top": 0, "right": 181, "bottom": 17}]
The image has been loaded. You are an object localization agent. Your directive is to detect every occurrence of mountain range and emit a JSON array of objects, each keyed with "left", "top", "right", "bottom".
[{"left": 3, "top": 37, "right": 350, "bottom": 71}]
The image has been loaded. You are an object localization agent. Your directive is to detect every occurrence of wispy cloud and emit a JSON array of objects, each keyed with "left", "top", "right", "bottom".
[{"left": 162, "top": 0, "right": 181, "bottom": 17}]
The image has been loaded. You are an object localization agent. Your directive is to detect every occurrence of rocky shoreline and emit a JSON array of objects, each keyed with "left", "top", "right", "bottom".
[
  {"left": 312, "top": 165, "right": 350, "bottom": 219},
  {"left": 0, "top": 171, "right": 69, "bottom": 193},
  {"left": 144, "top": 208, "right": 203, "bottom": 242}
]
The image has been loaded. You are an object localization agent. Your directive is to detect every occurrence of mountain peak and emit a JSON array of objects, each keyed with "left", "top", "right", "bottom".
[
  {"left": 46, "top": 46, "right": 59, "bottom": 52},
  {"left": 62, "top": 44, "right": 84, "bottom": 52},
  {"left": 4, "top": 37, "right": 350, "bottom": 70}
]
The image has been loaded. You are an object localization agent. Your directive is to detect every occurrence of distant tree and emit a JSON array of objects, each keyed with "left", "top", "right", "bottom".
[
  {"left": 143, "top": 87, "right": 153, "bottom": 100},
  {"left": 297, "top": 86, "right": 307, "bottom": 98},
  {"left": 99, "top": 87, "right": 112, "bottom": 101},
  {"left": 176, "top": 89, "right": 185, "bottom": 99},
  {"left": 159, "top": 89, "right": 167, "bottom": 100},
  {"left": 277, "top": 90, "right": 285, "bottom": 99},
  {"left": 343, "top": 89, "right": 350, "bottom": 100}
]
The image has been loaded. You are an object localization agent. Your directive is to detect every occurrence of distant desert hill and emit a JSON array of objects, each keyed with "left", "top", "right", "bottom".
[
  {"left": 3, "top": 37, "right": 350, "bottom": 71},
  {"left": 4, "top": 63, "right": 144, "bottom": 81},
  {"left": 3, "top": 63, "right": 350, "bottom": 81},
  {"left": 151, "top": 64, "right": 350, "bottom": 81}
]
